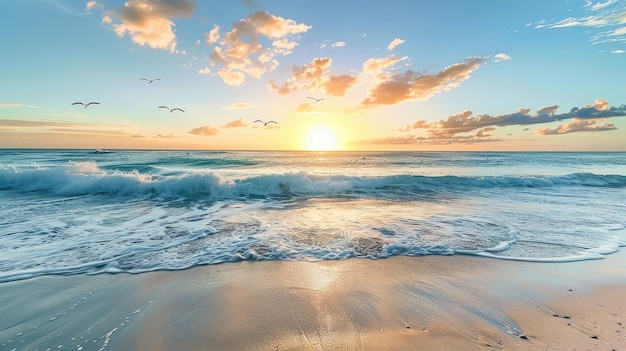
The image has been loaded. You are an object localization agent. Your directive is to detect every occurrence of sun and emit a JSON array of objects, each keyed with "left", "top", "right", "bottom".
[{"left": 306, "top": 125, "right": 339, "bottom": 151}]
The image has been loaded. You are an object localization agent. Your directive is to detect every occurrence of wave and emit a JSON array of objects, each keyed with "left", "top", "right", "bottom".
[{"left": 1, "top": 161, "right": 625, "bottom": 199}]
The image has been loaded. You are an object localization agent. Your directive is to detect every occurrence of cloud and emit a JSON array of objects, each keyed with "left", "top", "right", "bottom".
[
  {"left": 105, "top": 0, "right": 196, "bottom": 52},
  {"left": 535, "top": 0, "right": 626, "bottom": 47},
  {"left": 223, "top": 102, "right": 255, "bottom": 110},
  {"left": 204, "top": 24, "right": 221, "bottom": 45},
  {"left": 363, "top": 134, "right": 501, "bottom": 146},
  {"left": 493, "top": 53, "right": 512, "bottom": 62},
  {"left": 587, "top": 98, "right": 610, "bottom": 110},
  {"left": 220, "top": 118, "right": 248, "bottom": 128},
  {"left": 387, "top": 38, "right": 405, "bottom": 51},
  {"left": 0, "top": 118, "right": 132, "bottom": 137},
  {"left": 268, "top": 57, "right": 357, "bottom": 96},
  {"left": 585, "top": 0, "right": 619, "bottom": 11},
  {"left": 188, "top": 125, "right": 219, "bottom": 136},
  {"left": 362, "top": 55, "right": 408, "bottom": 76},
  {"left": 332, "top": 41, "right": 346, "bottom": 47},
  {"left": 48, "top": 128, "right": 128, "bottom": 136},
  {"left": 154, "top": 134, "right": 176, "bottom": 138},
  {"left": 272, "top": 38, "right": 298, "bottom": 53},
  {"left": 86, "top": 1, "right": 103, "bottom": 11},
  {"left": 217, "top": 68, "right": 246, "bottom": 86},
  {"left": 0, "top": 119, "right": 97, "bottom": 128},
  {"left": 537, "top": 118, "right": 617, "bottom": 135},
  {"left": 290, "top": 103, "right": 314, "bottom": 113},
  {"left": 197, "top": 67, "right": 211, "bottom": 75},
  {"left": 209, "top": 11, "right": 311, "bottom": 85},
  {"left": 402, "top": 100, "right": 625, "bottom": 141},
  {"left": 0, "top": 102, "right": 42, "bottom": 109},
  {"left": 131, "top": 134, "right": 146, "bottom": 138},
  {"left": 361, "top": 56, "right": 488, "bottom": 106}
]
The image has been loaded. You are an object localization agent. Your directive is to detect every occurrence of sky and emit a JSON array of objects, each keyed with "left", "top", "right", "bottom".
[{"left": 1, "top": 0, "right": 625, "bottom": 151}]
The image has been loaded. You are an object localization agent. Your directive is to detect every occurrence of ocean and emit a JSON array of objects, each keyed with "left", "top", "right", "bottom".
[{"left": 1, "top": 149, "right": 625, "bottom": 283}]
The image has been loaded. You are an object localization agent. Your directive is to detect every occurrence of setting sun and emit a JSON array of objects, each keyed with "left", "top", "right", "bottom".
[{"left": 306, "top": 125, "right": 339, "bottom": 151}]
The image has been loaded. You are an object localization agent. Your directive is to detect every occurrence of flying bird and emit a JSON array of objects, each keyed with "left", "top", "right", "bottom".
[
  {"left": 253, "top": 119, "right": 278, "bottom": 126},
  {"left": 307, "top": 96, "right": 327, "bottom": 103},
  {"left": 71, "top": 101, "right": 100, "bottom": 108},
  {"left": 159, "top": 106, "right": 184, "bottom": 113},
  {"left": 140, "top": 78, "right": 161, "bottom": 83}
]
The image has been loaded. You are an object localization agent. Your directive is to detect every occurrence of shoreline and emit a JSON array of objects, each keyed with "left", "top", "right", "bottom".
[{"left": 1, "top": 252, "right": 625, "bottom": 350}]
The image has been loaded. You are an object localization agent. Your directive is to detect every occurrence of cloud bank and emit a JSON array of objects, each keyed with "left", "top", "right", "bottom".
[{"left": 366, "top": 99, "right": 626, "bottom": 145}]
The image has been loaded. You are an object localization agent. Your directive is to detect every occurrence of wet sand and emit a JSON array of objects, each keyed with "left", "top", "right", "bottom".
[{"left": 1, "top": 251, "right": 625, "bottom": 350}]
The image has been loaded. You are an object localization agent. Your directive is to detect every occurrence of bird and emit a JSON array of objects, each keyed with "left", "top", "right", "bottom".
[
  {"left": 253, "top": 119, "right": 278, "bottom": 126},
  {"left": 140, "top": 78, "right": 161, "bottom": 83},
  {"left": 307, "top": 96, "right": 326, "bottom": 103},
  {"left": 72, "top": 101, "right": 100, "bottom": 108},
  {"left": 159, "top": 106, "right": 184, "bottom": 113}
]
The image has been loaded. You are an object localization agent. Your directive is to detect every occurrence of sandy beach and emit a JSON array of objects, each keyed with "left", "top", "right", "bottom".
[{"left": 1, "top": 251, "right": 625, "bottom": 350}]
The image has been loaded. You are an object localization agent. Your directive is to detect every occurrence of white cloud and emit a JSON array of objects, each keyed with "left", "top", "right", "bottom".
[
  {"left": 217, "top": 69, "right": 246, "bottom": 86},
  {"left": 387, "top": 38, "right": 405, "bottom": 51},
  {"left": 197, "top": 67, "right": 211, "bottom": 75},
  {"left": 209, "top": 11, "right": 311, "bottom": 85},
  {"left": 536, "top": 1, "right": 626, "bottom": 47},
  {"left": 585, "top": 0, "right": 619, "bottom": 11},
  {"left": 493, "top": 53, "right": 512, "bottom": 62}
]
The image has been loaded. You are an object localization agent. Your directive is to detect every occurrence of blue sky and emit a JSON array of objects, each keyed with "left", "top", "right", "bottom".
[{"left": 1, "top": 0, "right": 625, "bottom": 150}]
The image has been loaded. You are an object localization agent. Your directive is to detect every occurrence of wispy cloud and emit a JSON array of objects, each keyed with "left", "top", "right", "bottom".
[
  {"left": 534, "top": 0, "right": 626, "bottom": 51},
  {"left": 45, "top": 0, "right": 94, "bottom": 16},
  {"left": 361, "top": 56, "right": 488, "bottom": 107},
  {"left": 85, "top": 1, "right": 103, "bottom": 11},
  {"left": 387, "top": 38, "right": 405, "bottom": 51},
  {"left": 0, "top": 119, "right": 97, "bottom": 128},
  {"left": 0, "top": 118, "right": 130, "bottom": 136},
  {"left": 104, "top": 0, "right": 196, "bottom": 53},
  {"left": 586, "top": 0, "right": 620, "bottom": 11},
  {"left": 0, "top": 102, "right": 43, "bottom": 109},
  {"left": 223, "top": 103, "right": 255, "bottom": 110},
  {"left": 154, "top": 134, "right": 176, "bottom": 139},
  {"left": 208, "top": 11, "right": 311, "bottom": 85},
  {"left": 493, "top": 53, "right": 512, "bottom": 62},
  {"left": 361, "top": 55, "right": 408, "bottom": 76}
]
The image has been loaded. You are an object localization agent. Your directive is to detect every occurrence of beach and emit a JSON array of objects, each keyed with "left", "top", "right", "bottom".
[
  {"left": 2, "top": 251, "right": 624, "bottom": 350},
  {"left": 2, "top": 150, "right": 625, "bottom": 350}
]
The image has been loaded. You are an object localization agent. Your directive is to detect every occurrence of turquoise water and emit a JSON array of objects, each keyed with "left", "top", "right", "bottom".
[{"left": 1, "top": 150, "right": 625, "bottom": 282}]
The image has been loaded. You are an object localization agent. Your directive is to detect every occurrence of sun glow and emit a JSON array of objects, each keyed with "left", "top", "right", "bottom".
[{"left": 306, "top": 125, "right": 339, "bottom": 151}]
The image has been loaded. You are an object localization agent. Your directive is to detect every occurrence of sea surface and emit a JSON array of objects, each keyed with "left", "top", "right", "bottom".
[{"left": 1, "top": 149, "right": 625, "bottom": 283}]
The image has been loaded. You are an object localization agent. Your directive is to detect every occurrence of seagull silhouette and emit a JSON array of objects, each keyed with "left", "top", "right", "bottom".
[
  {"left": 72, "top": 101, "right": 100, "bottom": 108},
  {"left": 159, "top": 106, "right": 184, "bottom": 113},
  {"left": 253, "top": 119, "right": 278, "bottom": 126},
  {"left": 140, "top": 78, "right": 161, "bottom": 83},
  {"left": 307, "top": 96, "right": 327, "bottom": 102}
]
